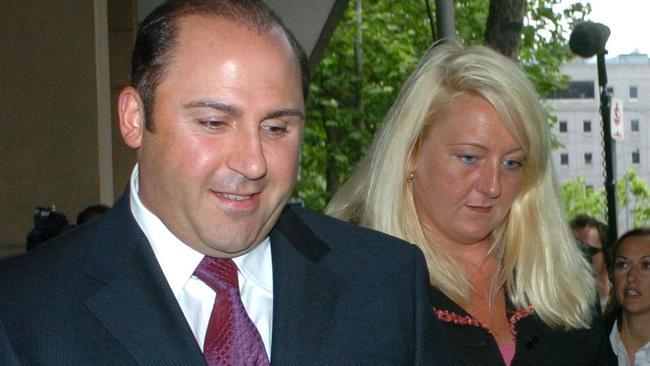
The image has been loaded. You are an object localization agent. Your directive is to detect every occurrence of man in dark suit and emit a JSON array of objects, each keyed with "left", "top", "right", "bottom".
[{"left": 0, "top": 1, "right": 452, "bottom": 365}]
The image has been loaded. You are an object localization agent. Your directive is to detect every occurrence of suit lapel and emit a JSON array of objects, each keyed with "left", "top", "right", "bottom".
[
  {"left": 269, "top": 207, "right": 344, "bottom": 365},
  {"left": 80, "top": 192, "right": 205, "bottom": 366}
]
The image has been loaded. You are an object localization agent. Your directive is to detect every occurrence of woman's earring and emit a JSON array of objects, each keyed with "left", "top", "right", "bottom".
[{"left": 407, "top": 172, "right": 414, "bottom": 183}]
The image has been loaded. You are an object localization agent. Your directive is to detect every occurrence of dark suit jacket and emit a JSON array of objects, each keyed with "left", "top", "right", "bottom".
[
  {"left": 430, "top": 287, "right": 614, "bottom": 366},
  {"left": 0, "top": 191, "right": 453, "bottom": 365}
]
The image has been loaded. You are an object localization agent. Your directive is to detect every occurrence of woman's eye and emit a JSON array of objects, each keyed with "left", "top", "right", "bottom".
[
  {"left": 503, "top": 158, "right": 524, "bottom": 170},
  {"left": 642, "top": 261, "right": 650, "bottom": 270},
  {"left": 458, "top": 155, "right": 477, "bottom": 165},
  {"left": 614, "top": 260, "right": 629, "bottom": 271}
]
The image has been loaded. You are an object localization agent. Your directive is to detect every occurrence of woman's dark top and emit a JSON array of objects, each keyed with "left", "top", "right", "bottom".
[{"left": 430, "top": 287, "right": 615, "bottom": 365}]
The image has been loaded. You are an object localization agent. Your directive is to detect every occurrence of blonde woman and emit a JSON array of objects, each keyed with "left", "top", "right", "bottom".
[{"left": 327, "top": 42, "right": 610, "bottom": 365}]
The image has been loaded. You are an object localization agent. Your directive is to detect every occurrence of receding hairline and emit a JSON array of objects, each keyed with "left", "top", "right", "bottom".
[
  {"left": 144, "top": 12, "right": 303, "bottom": 125},
  {"left": 174, "top": 10, "right": 276, "bottom": 34},
  {"left": 159, "top": 13, "right": 295, "bottom": 79}
]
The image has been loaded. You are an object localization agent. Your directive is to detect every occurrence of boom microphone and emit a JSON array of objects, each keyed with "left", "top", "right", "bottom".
[
  {"left": 569, "top": 21, "right": 610, "bottom": 58},
  {"left": 569, "top": 21, "right": 618, "bottom": 242}
]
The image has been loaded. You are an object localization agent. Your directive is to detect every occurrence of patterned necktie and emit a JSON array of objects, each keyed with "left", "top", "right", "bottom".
[{"left": 194, "top": 256, "right": 270, "bottom": 366}]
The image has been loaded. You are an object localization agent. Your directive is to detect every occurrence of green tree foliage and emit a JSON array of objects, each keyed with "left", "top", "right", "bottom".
[
  {"left": 519, "top": 0, "right": 590, "bottom": 96},
  {"left": 617, "top": 170, "right": 650, "bottom": 228},
  {"left": 561, "top": 177, "right": 606, "bottom": 222},
  {"left": 295, "top": 1, "right": 432, "bottom": 209},
  {"left": 562, "top": 169, "right": 650, "bottom": 228},
  {"left": 294, "top": 0, "right": 590, "bottom": 211}
]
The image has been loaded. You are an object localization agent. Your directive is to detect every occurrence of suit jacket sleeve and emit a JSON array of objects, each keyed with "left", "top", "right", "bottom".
[
  {"left": 413, "top": 246, "right": 456, "bottom": 365},
  {"left": 0, "top": 317, "right": 21, "bottom": 365}
]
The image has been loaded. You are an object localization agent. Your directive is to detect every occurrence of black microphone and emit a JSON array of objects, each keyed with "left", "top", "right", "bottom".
[{"left": 569, "top": 21, "right": 610, "bottom": 58}]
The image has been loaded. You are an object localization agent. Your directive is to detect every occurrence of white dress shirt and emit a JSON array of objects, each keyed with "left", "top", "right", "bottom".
[
  {"left": 610, "top": 320, "right": 650, "bottom": 366},
  {"left": 128, "top": 165, "right": 274, "bottom": 357}
]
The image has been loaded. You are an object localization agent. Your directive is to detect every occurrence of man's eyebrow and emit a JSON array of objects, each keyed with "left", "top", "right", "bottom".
[
  {"left": 264, "top": 108, "right": 305, "bottom": 121},
  {"left": 183, "top": 100, "right": 242, "bottom": 117},
  {"left": 184, "top": 100, "right": 304, "bottom": 122}
]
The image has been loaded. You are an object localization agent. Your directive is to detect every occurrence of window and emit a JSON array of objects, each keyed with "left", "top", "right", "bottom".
[
  {"left": 632, "top": 149, "right": 640, "bottom": 164},
  {"left": 547, "top": 81, "right": 595, "bottom": 99},
  {"left": 630, "top": 86, "right": 638, "bottom": 99},
  {"left": 559, "top": 120, "right": 568, "bottom": 133},
  {"left": 631, "top": 119, "right": 640, "bottom": 132},
  {"left": 583, "top": 120, "right": 592, "bottom": 133},
  {"left": 561, "top": 153, "right": 569, "bottom": 165},
  {"left": 584, "top": 153, "right": 593, "bottom": 165}
]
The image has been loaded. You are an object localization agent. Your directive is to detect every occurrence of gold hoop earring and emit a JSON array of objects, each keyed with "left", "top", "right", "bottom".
[{"left": 407, "top": 172, "right": 414, "bottom": 183}]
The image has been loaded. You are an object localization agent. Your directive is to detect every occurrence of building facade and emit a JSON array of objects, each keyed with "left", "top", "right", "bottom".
[{"left": 547, "top": 52, "right": 650, "bottom": 233}]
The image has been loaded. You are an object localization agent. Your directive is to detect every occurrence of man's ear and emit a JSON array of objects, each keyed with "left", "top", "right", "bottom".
[{"left": 118, "top": 86, "right": 146, "bottom": 149}]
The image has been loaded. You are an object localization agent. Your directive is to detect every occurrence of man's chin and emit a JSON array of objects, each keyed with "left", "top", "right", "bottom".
[
  {"left": 199, "top": 243, "right": 257, "bottom": 258},
  {"left": 200, "top": 231, "right": 267, "bottom": 257}
]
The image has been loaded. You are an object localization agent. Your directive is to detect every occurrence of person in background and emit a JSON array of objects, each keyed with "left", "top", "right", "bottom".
[
  {"left": 76, "top": 204, "right": 110, "bottom": 225},
  {"left": 0, "top": 1, "right": 451, "bottom": 365},
  {"left": 327, "top": 42, "right": 610, "bottom": 365},
  {"left": 571, "top": 214, "right": 612, "bottom": 311},
  {"left": 25, "top": 207, "right": 74, "bottom": 251},
  {"left": 607, "top": 228, "right": 650, "bottom": 366}
]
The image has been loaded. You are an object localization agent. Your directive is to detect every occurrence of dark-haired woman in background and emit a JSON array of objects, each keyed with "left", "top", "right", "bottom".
[{"left": 607, "top": 228, "right": 650, "bottom": 365}]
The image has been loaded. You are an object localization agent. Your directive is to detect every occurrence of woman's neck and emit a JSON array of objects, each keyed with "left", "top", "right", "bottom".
[
  {"left": 437, "top": 235, "right": 500, "bottom": 303},
  {"left": 446, "top": 240, "right": 513, "bottom": 346},
  {"left": 444, "top": 237, "right": 493, "bottom": 268},
  {"left": 620, "top": 311, "right": 650, "bottom": 354}
]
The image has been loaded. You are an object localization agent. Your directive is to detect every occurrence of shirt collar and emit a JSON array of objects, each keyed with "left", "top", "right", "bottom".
[
  {"left": 610, "top": 319, "right": 650, "bottom": 362},
  {"left": 610, "top": 320, "right": 628, "bottom": 359},
  {"left": 129, "top": 165, "right": 273, "bottom": 296},
  {"left": 233, "top": 238, "right": 273, "bottom": 294},
  {"left": 641, "top": 338, "right": 650, "bottom": 363}
]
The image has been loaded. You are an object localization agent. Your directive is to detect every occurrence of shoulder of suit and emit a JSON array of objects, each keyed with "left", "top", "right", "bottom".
[
  {"left": 287, "top": 205, "right": 416, "bottom": 252},
  {"left": 0, "top": 209, "right": 120, "bottom": 283}
]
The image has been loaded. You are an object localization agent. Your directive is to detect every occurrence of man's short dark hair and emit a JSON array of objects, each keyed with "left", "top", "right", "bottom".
[
  {"left": 570, "top": 214, "right": 608, "bottom": 247},
  {"left": 76, "top": 204, "right": 110, "bottom": 225},
  {"left": 131, "top": 0, "right": 310, "bottom": 131},
  {"left": 570, "top": 214, "right": 610, "bottom": 268}
]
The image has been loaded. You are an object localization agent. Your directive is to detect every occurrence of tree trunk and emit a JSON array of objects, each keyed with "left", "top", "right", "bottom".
[
  {"left": 484, "top": 0, "right": 526, "bottom": 60},
  {"left": 354, "top": 0, "right": 364, "bottom": 129}
]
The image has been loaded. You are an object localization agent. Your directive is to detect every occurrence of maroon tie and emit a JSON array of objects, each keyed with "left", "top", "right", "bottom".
[{"left": 194, "top": 257, "right": 270, "bottom": 366}]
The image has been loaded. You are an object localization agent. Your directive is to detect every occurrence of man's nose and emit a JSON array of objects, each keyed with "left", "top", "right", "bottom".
[{"left": 226, "top": 129, "right": 267, "bottom": 181}]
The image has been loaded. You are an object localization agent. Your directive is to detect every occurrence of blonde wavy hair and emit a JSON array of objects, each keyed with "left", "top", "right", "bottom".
[{"left": 326, "top": 42, "right": 596, "bottom": 329}]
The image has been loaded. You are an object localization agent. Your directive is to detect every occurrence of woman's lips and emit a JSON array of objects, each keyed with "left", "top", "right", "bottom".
[{"left": 466, "top": 205, "right": 492, "bottom": 214}]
